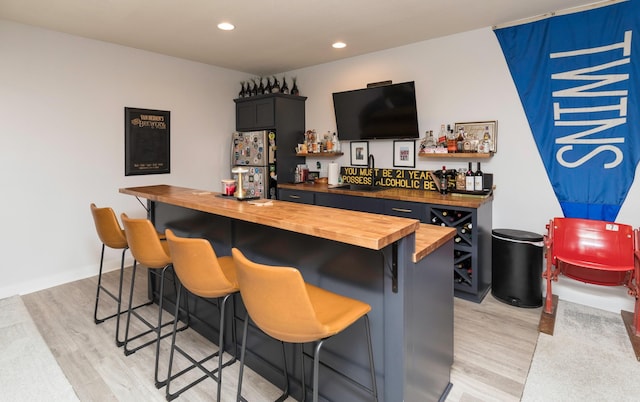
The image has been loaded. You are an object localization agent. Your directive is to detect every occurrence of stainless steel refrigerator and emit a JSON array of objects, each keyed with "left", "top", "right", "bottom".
[{"left": 231, "top": 130, "right": 277, "bottom": 199}]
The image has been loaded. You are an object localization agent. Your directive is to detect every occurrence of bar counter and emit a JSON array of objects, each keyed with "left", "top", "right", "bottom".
[{"left": 120, "top": 184, "right": 456, "bottom": 401}]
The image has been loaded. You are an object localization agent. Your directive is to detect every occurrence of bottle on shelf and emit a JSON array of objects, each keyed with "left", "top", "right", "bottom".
[
  {"left": 447, "top": 126, "right": 457, "bottom": 153},
  {"left": 438, "top": 125, "right": 447, "bottom": 147},
  {"left": 456, "top": 128, "right": 465, "bottom": 152},
  {"left": 291, "top": 77, "right": 299, "bottom": 95},
  {"left": 332, "top": 132, "right": 340, "bottom": 152},
  {"left": 439, "top": 166, "right": 448, "bottom": 194},
  {"left": 474, "top": 162, "right": 484, "bottom": 191},
  {"left": 239, "top": 81, "right": 246, "bottom": 98},
  {"left": 465, "top": 162, "right": 474, "bottom": 191}
]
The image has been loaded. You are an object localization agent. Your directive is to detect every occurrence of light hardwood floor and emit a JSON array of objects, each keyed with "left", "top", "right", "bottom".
[{"left": 21, "top": 266, "right": 541, "bottom": 401}]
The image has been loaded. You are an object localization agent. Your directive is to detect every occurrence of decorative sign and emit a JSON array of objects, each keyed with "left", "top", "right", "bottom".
[
  {"left": 341, "top": 166, "right": 440, "bottom": 191},
  {"left": 125, "top": 107, "right": 170, "bottom": 176},
  {"left": 494, "top": 1, "right": 640, "bottom": 221}
]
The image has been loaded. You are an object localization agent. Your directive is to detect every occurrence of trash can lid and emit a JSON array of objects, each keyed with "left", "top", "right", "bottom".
[{"left": 492, "top": 228, "right": 543, "bottom": 242}]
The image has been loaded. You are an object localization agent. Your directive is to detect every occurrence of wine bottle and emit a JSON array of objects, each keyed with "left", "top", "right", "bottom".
[
  {"left": 465, "top": 162, "right": 474, "bottom": 191},
  {"left": 250, "top": 79, "right": 257, "bottom": 96},
  {"left": 258, "top": 77, "right": 265, "bottom": 95},
  {"left": 474, "top": 162, "right": 484, "bottom": 191},
  {"left": 439, "top": 166, "right": 448, "bottom": 194},
  {"left": 291, "top": 77, "right": 299, "bottom": 95},
  {"left": 239, "top": 81, "right": 246, "bottom": 98},
  {"left": 271, "top": 76, "right": 280, "bottom": 93},
  {"left": 265, "top": 77, "right": 272, "bottom": 94},
  {"left": 281, "top": 76, "right": 289, "bottom": 94}
]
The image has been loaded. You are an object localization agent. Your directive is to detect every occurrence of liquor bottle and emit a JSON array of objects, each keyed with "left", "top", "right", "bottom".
[
  {"left": 455, "top": 128, "right": 463, "bottom": 152},
  {"left": 439, "top": 166, "right": 448, "bottom": 194},
  {"left": 239, "top": 81, "right": 246, "bottom": 98},
  {"left": 474, "top": 162, "right": 484, "bottom": 191},
  {"left": 455, "top": 169, "right": 465, "bottom": 190},
  {"left": 438, "top": 125, "right": 447, "bottom": 147},
  {"left": 250, "top": 79, "right": 257, "bottom": 96},
  {"left": 291, "top": 77, "right": 299, "bottom": 95},
  {"left": 281, "top": 76, "right": 289, "bottom": 94},
  {"left": 465, "top": 162, "right": 474, "bottom": 191}
]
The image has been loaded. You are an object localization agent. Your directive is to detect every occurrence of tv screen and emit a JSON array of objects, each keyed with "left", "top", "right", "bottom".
[{"left": 332, "top": 81, "right": 419, "bottom": 140}]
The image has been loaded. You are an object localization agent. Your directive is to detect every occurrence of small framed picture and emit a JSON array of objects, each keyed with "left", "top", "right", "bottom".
[
  {"left": 393, "top": 140, "right": 415, "bottom": 168},
  {"left": 350, "top": 141, "right": 369, "bottom": 166},
  {"left": 454, "top": 120, "right": 498, "bottom": 153}
]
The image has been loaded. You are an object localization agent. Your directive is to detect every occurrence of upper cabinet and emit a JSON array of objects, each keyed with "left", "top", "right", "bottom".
[
  {"left": 235, "top": 96, "right": 275, "bottom": 130},
  {"left": 234, "top": 93, "right": 306, "bottom": 131}
]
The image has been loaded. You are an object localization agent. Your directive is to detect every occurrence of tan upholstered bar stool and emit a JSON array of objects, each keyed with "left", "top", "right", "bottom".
[
  {"left": 90, "top": 203, "right": 156, "bottom": 347},
  {"left": 120, "top": 213, "right": 188, "bottom": 389},
  {"left": 164, "top": 229, "right": 240, "bottom": 401},
  {"left": 232, "top": 248, "right": 378, "bottom": 402}
]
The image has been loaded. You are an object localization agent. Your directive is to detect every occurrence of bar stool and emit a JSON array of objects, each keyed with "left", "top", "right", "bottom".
[
  {"left": 232, "top": 248, "right": 378, "bottom": 402},
  {"left": 90, "top": 203, "right": 156, "bottom": 347},
  {"left": 120, "top": 213, "right": 188, "bottom": 389},
  {"left": 164, "top": 229, "right": 240, "bottom": 401}
]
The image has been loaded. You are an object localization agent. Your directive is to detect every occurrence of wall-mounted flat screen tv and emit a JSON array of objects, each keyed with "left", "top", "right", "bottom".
[{"left": 332, "top": 81, "right": 419, "bottom": 140}]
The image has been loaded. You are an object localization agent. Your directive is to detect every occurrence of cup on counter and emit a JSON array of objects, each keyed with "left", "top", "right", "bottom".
[{"left": 221, "top": 179, "right": 237, "bottom": 196}]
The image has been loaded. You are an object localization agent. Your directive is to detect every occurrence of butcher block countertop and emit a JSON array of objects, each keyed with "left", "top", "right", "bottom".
[
  {"left": 278, "top": 182, "right": 493, "bottom": 209},
  {"left": 120, "top": 185, "right": 455, "bottom": 258}
]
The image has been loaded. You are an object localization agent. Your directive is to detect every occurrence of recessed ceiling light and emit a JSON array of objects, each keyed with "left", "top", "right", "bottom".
[
  {"left": 332, "top": 42, "right": 347, "bottom": 49},
  {"left": 217, "top": 22, "right": 235, "bottom": 31}
]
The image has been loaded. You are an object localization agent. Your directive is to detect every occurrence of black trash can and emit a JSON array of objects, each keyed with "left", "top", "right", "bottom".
[{"left": 491, "top": 229, "right": 544, "bottom": 308}]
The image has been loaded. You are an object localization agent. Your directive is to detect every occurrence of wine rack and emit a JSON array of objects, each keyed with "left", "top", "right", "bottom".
[{"left": 427, "top": 203, "right": 492, "bottom": 302}]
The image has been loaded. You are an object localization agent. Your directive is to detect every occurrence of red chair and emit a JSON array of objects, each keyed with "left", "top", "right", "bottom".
[{"left": 543, "top": 217, "right": 640, "bottom": 355}]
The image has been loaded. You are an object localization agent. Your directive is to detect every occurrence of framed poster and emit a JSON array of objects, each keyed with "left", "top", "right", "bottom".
[
  {"left": 350, "top": 141, "right": 369, "bottom": 166},
  {"left": 125, "top": 107, "right": 170, "bottom": 175},
  {"left": 393, "top": 140, "right": 415, "bottom": 168},
  {"left": 454, "top": 120, "right": 497, "bottom": 153}
]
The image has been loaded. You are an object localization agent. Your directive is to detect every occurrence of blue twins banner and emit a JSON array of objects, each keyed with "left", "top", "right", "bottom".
[{"left": 494, "top": 0, "right": 640, "bottom": 221}]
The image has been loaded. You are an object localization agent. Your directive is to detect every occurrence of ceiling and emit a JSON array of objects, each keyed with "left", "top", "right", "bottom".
[{"left": 0, "top": 0, "right": 601, "bottom": 76}]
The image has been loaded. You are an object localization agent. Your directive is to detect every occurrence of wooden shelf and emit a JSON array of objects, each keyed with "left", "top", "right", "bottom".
[
  {"left": 296, "top": 152, "right": 344, "bottom": 157},
  {"left": 418, "top": 152, "right": 493, "bottom": 159}
]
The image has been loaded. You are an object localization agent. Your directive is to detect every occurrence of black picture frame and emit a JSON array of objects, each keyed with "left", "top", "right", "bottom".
[
  {"left": 350, "top": 141, "right": 369, "bottom": 166},
  {"left": 125, "top": 107, "right": 170, "bottom": 176},
  {"left": 393, "top": 140, "right": 416, "bottom": 168}
]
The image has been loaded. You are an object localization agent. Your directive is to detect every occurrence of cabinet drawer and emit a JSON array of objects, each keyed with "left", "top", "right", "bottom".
[
  {"left": 383, "top": 200, "right": 426, "bottom": 221},
  {"left": 278, "top": 189, "right": 314, "bottom": 204},
  {"left": 315, "top": 193, "right": 383, "bottom": 214}
]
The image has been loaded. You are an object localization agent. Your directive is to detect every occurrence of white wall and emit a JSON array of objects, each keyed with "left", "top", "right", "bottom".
[
  {"left": 0, "top": 20, "right": 245, "bottom": 298},
  {"left": 292, "top": 28, "right": 639, "bottom": 313},
  {"left": 2, "top": 19, "right": 637, "bottom": 313}
]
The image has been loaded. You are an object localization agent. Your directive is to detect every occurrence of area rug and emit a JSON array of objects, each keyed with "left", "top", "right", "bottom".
[
  {"left": 522, "top": 300, "right": 640, "bottom": 401},
  {"left": 0, "top": 295, "right": 78, "bottom": 401}
]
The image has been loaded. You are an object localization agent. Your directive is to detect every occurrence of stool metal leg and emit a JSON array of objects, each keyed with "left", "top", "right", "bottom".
[
  {"left": 122, "top": 262, "right": 188, "bottom": 366},
  {"left": 166, "top": 289, "right": 235, "bottom": 401},
  {"left": 311, "top": 315, "right": 378, "bottom": 402},
  {"left": 237, "top": 313, "right": 290, "bottom": 402},
  {"left": 93, "top": 246, "right": 129, "bottom": 346},
  {"left": 364, "top": 314, "right": 379, "bottom": 402}
]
